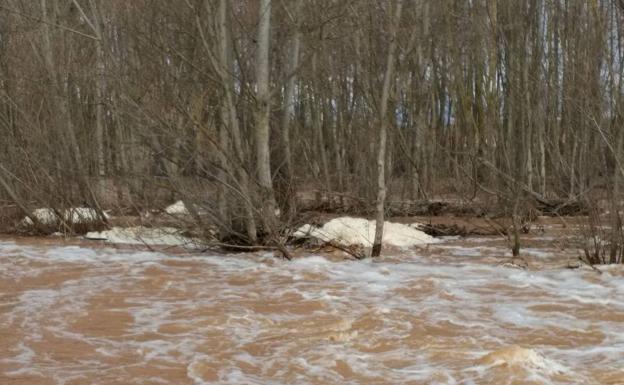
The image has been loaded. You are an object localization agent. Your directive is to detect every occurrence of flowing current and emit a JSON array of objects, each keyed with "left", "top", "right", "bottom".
[{"left": 1, "top": 234, "right": 623, "bottom": 385}]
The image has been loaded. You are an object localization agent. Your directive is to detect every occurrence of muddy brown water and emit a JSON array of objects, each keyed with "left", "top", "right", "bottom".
[{"left": 1, "top": 230, "right": 624, "bottom": 384}]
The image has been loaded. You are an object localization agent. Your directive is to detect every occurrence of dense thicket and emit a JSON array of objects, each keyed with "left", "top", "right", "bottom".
[{"left": 1, "top": 0, "right": 623, "bottom": 242}]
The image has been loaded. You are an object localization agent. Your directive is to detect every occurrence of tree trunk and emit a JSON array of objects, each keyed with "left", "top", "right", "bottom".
[
  {"left": 216, "top": 0, "right": 257, "bottom": 242},
  {"left": 255, "top": 0, "right": 278, "bottom": 235},
  {"left": 279, "top": 0, "right": 303, "bottom": 215},
  {"left": 372, "top": 0, "right": 403, "bottom": 257}
]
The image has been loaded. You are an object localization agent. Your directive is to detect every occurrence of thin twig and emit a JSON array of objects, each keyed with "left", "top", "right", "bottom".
[{"left": 0, "top": 5, "right": 99, "bottom": 40}]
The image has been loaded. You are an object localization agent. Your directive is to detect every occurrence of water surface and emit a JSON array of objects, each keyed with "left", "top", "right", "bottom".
[{"left": 0, "top": 236, "right": 622, "bottom": 384}]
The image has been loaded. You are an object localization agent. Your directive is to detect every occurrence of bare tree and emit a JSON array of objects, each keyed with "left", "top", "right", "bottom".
[
  {"left": 279, "top": 0, "right": 303, "bottom": 215},
  {"left": 372, "top": 0, "right": 403, "bottom": 257},
  {"left": 254, "top": 0, "right": 278, "bottom": 236},
  {"left": 0, "top": 0, "right": 620, "bottom": 249}
]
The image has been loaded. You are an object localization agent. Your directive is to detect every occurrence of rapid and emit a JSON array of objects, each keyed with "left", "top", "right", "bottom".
[{"left": 1, "top": 230, "right": 623, "bottom": 384}]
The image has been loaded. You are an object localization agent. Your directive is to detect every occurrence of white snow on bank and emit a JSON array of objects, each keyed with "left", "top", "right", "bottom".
[
  {"left": 22, "top": 207, "right": 108, "bottom": 226},
  {"left": 85, "top": 226, "right": 198, "bottom": 247},
  {"left": 294, "top": 217, "right": 435, "bottom": 248},
  {"left": 164, "top": 200, "right": 212, "bottom": 216},
  {"left": 22, "top": 209, "right": 57, "bottom": 225},
  {"left": 66, "top": 208, "right": 109, "bottom": 222},
  {"left": 165, "top": 201, "right": 189, "bottom": 215}
]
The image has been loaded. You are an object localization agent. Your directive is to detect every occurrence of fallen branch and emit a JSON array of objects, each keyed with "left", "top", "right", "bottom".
[
  {"left": 208, "top": 242, "right": 293, "bottom": 260},
  {"left": 318, "top": 240, "right": 366, "bottom": 260},
  {"left": 576, "top": 256, "right": 603, "bottom": 274}
]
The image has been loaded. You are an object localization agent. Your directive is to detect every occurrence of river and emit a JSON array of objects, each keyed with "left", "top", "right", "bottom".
[{"left": 1, "top": 232, "right": 623, "bottom": 384}]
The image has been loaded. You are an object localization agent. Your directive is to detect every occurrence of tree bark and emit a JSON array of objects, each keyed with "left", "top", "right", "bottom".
[
  {"left": 255, "top": 0, "right": 278, "bottom": 235},
  {"left": 216, "top": 0, "right": 258, "bottom": 242},
  {"left": 372, "top": 0, "right": 403, "bottom": 257},
  {"left": 279, "top": 0, "right": 303, "bottom": 215}
]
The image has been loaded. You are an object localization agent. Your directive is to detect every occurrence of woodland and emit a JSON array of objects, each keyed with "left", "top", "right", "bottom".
[{"left": 0, "top": 0, "right": 623, "bottom": 258}]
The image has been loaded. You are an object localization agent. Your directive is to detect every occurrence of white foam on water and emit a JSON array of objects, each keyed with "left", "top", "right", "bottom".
[
  {"left": 494, "top": 304, "right": 550, "bottom": 327},
  {"left": 187, "top": 354, "right": 217, "bottom": 385},
  {"left": 476, "top": 346, "right": 570, "bottom": 378},
  {"left": 2, "top": 241, "right": 624, "bottom": 384},
  {"left": 523, "top": 248, "right": 554, "bottom": 258},
  {"left": 435, "top": 244, "right": 511, "bottom": 257},
  {"left": 1, "top": 342, "right": 35, "bottom": 366}
]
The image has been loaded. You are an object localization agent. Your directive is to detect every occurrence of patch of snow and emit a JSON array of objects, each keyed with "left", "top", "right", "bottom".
[
  {"left": 165, "top": 201, "right": 189, "bottom": 215},
  {"left": 165, "top": 200, "right": 211, "bottom": 216},
  {"left": 293, "top": 216, "right": 435, "bottom": 248},
  {"left": 21, "top": 207, "right": 108, "bottom": 226},
  {"left": 23, "top": 208, "right": 57, "bottom": 225},
  {"left": 85, "top": 226, "right": 198, "bottom": 247},
  {"left": 65, "top": 207, "right": 108, "bottom": 223}
]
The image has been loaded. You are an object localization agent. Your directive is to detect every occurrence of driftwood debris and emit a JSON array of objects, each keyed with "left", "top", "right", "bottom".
[
  {"left": 386, "top": 201, "right": 484, "bottom": 217},
  {"left": 209, "top": 242, "right": 293, "bottom": 260},
  {"left": 417, "top": 221, "right": 509, "bottom": 237},
  {"left": 300, "top": 189, "right": 588, "bottom": 218},
  {"left": 533, "top": 199, "right": 588, "bottom": 216},
  {"left": 417, "top": 223, "right": 469, "bottom": 237},
  {"left": 300, "top": 195, "right": 486, "bottom": 217}
]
